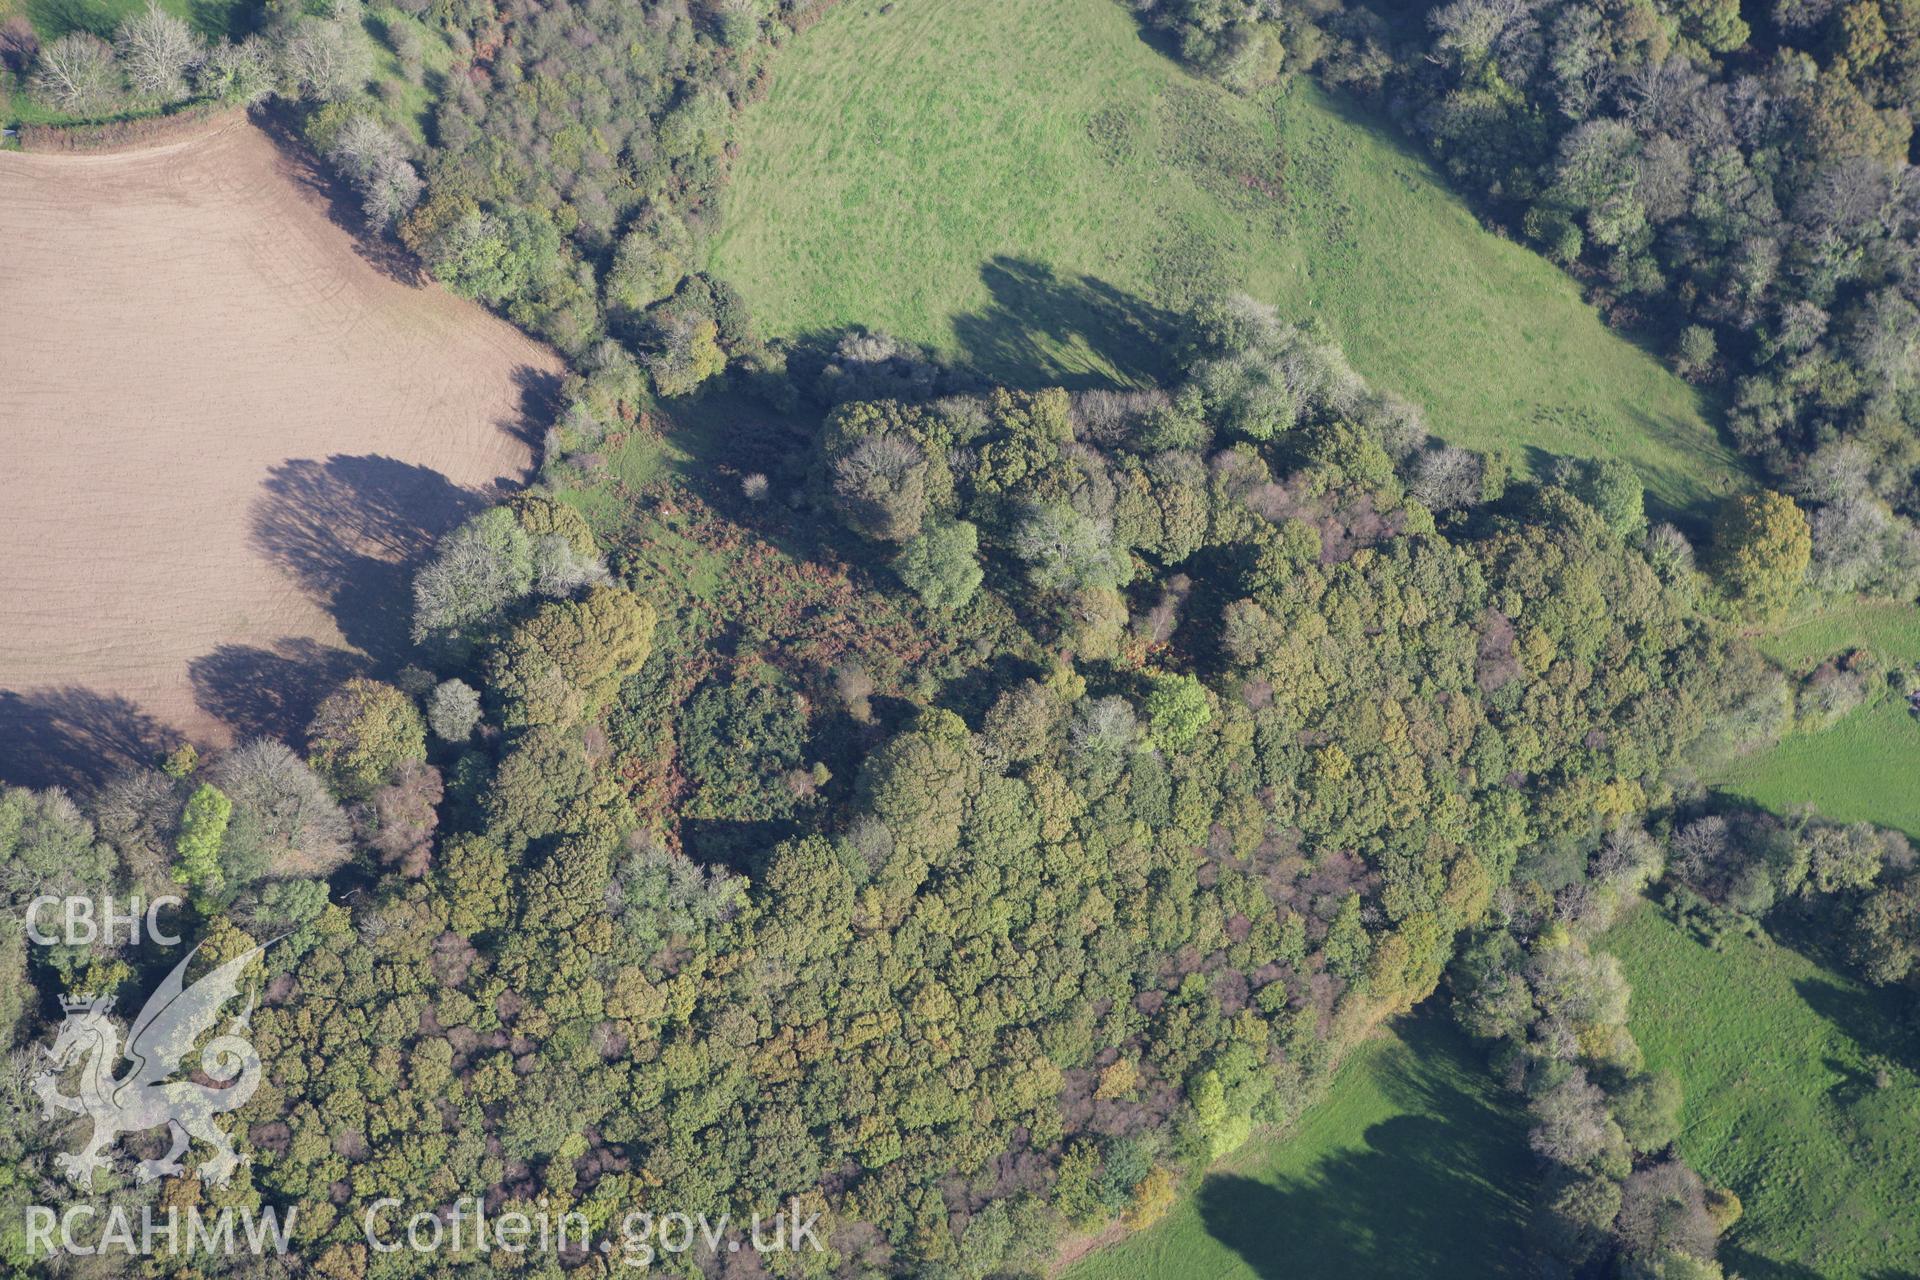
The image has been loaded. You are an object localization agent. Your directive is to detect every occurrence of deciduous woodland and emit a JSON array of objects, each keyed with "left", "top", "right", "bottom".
[{"left": 1, "top": 0, "right": 1916, "bottom": 1277}]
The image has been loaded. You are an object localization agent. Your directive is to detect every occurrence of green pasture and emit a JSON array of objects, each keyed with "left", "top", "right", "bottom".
[
  {"left": 1063, "top": 1008, "right": 1530, "bottom": 1280},
  {"left": 711, "top": 0, "right": 1740, "bottom": 517},
  {"left": 1712, "top": 600, "right": 1920, "bottom": 837},
  {"left": 1604, "top": 902, "right": 1920, "bottom": 1278}
]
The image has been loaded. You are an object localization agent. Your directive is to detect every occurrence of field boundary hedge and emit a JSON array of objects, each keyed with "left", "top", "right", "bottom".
[{"left": 16, "top": 102, "right": 243, "bottom": 154}]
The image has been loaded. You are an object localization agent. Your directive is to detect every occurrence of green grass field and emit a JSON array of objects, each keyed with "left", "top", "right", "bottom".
[
  {"left": 711, "top": 0, "right": 1740, "bottom": 517},
  {"left": 1063, "top": 1008, "right": 1530, "bottom": 1280},
  {"left": 1604, "top": 902, "right": 1920, "bottom": 1279},
  {"left": 1710, "top": 600, "right": 1920, "bottom": 837},
  {"left": 2, "top": 0, "right": 251, "bottom": 41}
]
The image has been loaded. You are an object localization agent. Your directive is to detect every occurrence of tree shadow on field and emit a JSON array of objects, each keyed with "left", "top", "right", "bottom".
[
  {"left": 186, "top": 0, "right": 254, "bottom": 39},
  {"left": 1794, "top": 976, "right": 1920, "bottom": 1075},
  {"left": 1197, "top": 1135, "right": 1524, "bottom": 1279},
  {"left": 1199, "top": 1014, "right": 1529, "bottom": 1278},
  {"left": 255, "top": 105, "right": 423, "bottom": 288},
  {"left": 499, "top": 365, "right": 566, "bottom": 456},
  {"left": 249, "top": 455, "right": 488, "bottom": 669},
  {"left": 22, "top": 0, "right": 124, "bottom": 38},
  {"left": 949, "top": 256, "right": 1181, "bottom": 390},
  {"left": 0, "top": 687, "right": 170, "bottom": 790},
  {"left": 1718, "top": 1248, "right": 1829, "bottom": 1280},
  {"left": 188, "top": 638, "right": 369, "bottom": 746},
  {"left": 1722, "top": 1247, "right": 1920, "bottom": 1280}
]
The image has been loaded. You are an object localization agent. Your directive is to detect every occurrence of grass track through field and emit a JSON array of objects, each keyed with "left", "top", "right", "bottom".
[{"left": 713, "top": 0, "right": 1741, "bottom": 517}]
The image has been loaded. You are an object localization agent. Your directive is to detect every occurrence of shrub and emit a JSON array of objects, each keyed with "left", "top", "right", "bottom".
[
  {"left": 368, "top": 761, "right": 443, "bottom": 877},
  {"left": 681, "top": 670, "right": 810, "bottom": 821},
  {"left": 1144, "top": 672, "right": 1211, "bottom": 750},
  {"left": 173, "top": 783, "right": 233, "bottom": 898},
  {"left": 832, "top": 434, "right": 931, "bottom": 542},
  {"left": 412, "top": 507, "right": 536, "bottom": 648},
  {"left": 115, "top": 1, "right": 200, "bottom": 102},
  {"left": 209, "top": 739, "right": 352, "bottom": 880},
  {"left": 486, "top": 586, "right": 658, "bottom": 728},
  {"left": 1674, "top": 325, "right": 1718, "bottom": 379}
]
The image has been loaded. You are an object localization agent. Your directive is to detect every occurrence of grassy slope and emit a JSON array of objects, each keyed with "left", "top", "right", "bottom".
[
  {"left": 1604, "top": 903, "right": 1920, "bottom": 1279},
  {"left": 1711, "top": 600, "right": 1920, "bottom": 837},
  {"left": 1063, "top": 1009, "right": 1530, "bottom": 1280},
  {"left": 712, "top": 0, "right": 1740, "bottom": 516}
]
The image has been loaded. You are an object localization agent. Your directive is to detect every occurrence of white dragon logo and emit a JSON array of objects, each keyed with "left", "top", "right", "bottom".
[{"left": 32, "top": 941, "right": 270, "bottom": 1190}]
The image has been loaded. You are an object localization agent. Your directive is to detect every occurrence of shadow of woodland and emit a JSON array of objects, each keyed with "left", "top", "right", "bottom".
[
  {"left": 2, "top": 452, "right": 467, "bottom": 785},
  {"left": 949, "top": 256, "right": 1181, "bottom": 390},
  {"left": 2, "top": 419, "right": 551, "bottom": 789},
  {"left": 785, "top": 256, "right": 1183, "bottom": 399},
  {"left": 0, "top": 687, "right": 170, "bottom": 790},
  {"left": 21, "top": 0, "right": 130, "bottom": 38},
  {"left": 501, "top": 364, "right": 566, "bottom": 453},
  {"left": 0, "top": 119, "right": 563, "bottom": 786},
  {"left": 188, "top": 637, "right": 369, "bottom": 745},
  {"left": 255, "top": 105, "right": 425, "bottom": 287},
  {"left": 1794, "top": 975, "right": 1920, "bottom": 1075},
  {"left": 26, "top": 0, "right": 253, "bottom": 38},
  {"left": 4, "top": 381, "right": 554, "bottom": 787},
  {"left": 1718, "top": 1252, "right": 1821, "bottom": 1280},
  {"left": 247, "top": 453, "right": 489, "bottom": 669},
  {"left": 1724, "top": 1247, "right": 1920, "bottom": 1280},
  {"left": 1199, "top": 1012, "right": 1529, "bottom": 1279}
]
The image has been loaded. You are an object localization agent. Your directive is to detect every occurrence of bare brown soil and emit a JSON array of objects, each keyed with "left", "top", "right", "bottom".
[{"left": 0, "top": 116, "right": 562, "bottom": 787}]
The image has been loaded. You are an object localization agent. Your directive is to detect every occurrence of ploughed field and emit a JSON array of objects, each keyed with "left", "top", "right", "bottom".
[{"left": 0, "top": 116, "right": 560, "bottom": 786}]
